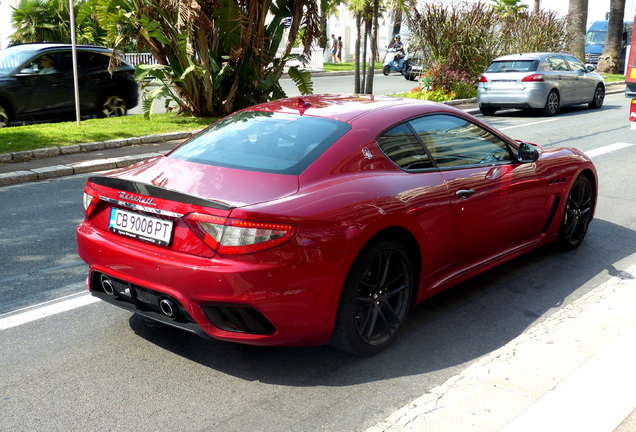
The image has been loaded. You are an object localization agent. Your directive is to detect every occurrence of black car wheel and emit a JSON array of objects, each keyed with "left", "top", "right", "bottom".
[
  {"left": 588, "top": 84, "right": 605, "bottom": 109},
  {"left": 330, "top": 239, "right": 412, "bottom": 355},
  {"left": 540, "top": 90, "right": 559, "bottom": 116},
  {"left": 383, "top": 65, "right": 391, "bottom": 76},
  {"left": 0, "top": 103, "right": 10, "bottom": 128},
  {"left": 479, "top": 105, "right": 497, "bottom": 116},
  {"left": 99, "top": 95, "right": 127, "bottom": 118},
  {"left": 556, "top": 175, "right": 594, "bottom": 250}
]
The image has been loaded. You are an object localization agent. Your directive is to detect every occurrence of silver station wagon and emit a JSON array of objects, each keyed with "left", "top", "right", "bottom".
[{"left": 477, "top": 52, "right": 605, "bottom": 116}]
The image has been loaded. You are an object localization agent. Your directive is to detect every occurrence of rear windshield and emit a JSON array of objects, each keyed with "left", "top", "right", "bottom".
[
  {"left": 169, "top": 111, "right": 351, "bottom": 175},
  {"left": 485, "top": 60, "right": 539, "bottom": 73}
]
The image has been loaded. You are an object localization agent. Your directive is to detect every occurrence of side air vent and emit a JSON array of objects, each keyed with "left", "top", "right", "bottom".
[{"left": 201, "top": 304, "right": 275, "bottom": 334}]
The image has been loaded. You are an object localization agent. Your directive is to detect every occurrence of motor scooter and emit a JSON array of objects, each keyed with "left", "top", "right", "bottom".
[{"left": 383, "top": 48, "right": 406, "bottom": 75}]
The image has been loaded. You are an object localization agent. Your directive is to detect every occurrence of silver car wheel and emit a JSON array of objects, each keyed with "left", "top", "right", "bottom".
[
  {"left": 541, "top": 90, "right": 559, "bottom": 116},
  {"left": 101, "top": 95, "right": 127, "bottom": 117},
  {"left": 0, "top": 105, "right": 9, "bottom": 128},
  {"left": 589, "top": 85, "right": 605, "bottom": 109}
]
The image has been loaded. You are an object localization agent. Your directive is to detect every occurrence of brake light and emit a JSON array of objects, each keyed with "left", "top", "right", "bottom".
[
  {"left": 630, "top": 99, "right": 636, "bottom": 122},
  {"left": 521, "top": 74, "right": 544, "bottom": 82},
  {"left": 478, "top": 75, "right": 488, "bottom": 83},
  {"left": 183, "top": 213, "right": 296, "bottom": 254},
  {"left": 83, "top": 186, "right": 99, "bottom": 217}
]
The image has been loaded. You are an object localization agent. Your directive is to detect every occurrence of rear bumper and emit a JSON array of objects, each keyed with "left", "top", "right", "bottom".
[
  {"left": 478, "top": 85, "right": 548, "bottom": 109},
  {"left": 77, "top": 222, "right": 355, "bottom": 347}
]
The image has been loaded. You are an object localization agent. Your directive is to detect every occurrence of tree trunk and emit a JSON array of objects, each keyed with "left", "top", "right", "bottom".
[
  {"left": 533, "top": 0, "right": 540, "bottom": 13},
  {"left": 597, "top": 0, "right": 626, "bottom": 74},
  {"left": 567, "top": 0, "right": 588, "bottom": 61},
  {"left": 364, "top": 0, "right": 379, "bottom": 94}
]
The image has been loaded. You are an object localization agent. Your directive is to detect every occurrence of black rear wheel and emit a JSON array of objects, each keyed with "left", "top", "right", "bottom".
[
  {"left": 0, "top": 102, "right": 10, "bottom": 127},
  {"left": 540, "top": 90, "right": 559, "bottom": 116},
  {"left": 479, "top": 105, "right": 497, "bottom": 116},
  {"left": 330, "top": 239, "right": 412, "bottom": 355},
  {"left": 555, "top": 175, "right": 594, "bottom": 250},
  {"left": 99, "top": 95, "right": 127, "bottom": 118},
  {"left": 383, "top": 65, "right": 390, "bottom": 76}
]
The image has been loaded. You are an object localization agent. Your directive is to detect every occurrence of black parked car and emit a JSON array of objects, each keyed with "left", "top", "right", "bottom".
[{"left": 0, "top": 43, "right": 139, "bottom": 127}]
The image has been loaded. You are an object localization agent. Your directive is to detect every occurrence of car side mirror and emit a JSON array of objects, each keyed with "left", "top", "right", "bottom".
[
  {"left": 518, "top": 142, "right": 539, "bottom": 163},
  {"left": 586, "top": 64, "right": 595, "bottom": 73}
]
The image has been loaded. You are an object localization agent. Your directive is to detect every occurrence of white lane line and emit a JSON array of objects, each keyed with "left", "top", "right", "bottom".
[
  {"left": 0, "top": 293, "right": 99, "bottom": 331},
  {"left": 586, "top": 142, "right": 634, "bottom": 157},
  {"left": 499, "top": 118, "right": 560, "bottom": 131}
]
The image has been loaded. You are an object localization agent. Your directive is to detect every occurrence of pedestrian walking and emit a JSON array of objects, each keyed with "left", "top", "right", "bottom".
[
  {"left": 337, "top": 36, "right": 343, "bottom": 63},
  {"left": 330, "top": 34, "right": 337, "bottom": 63}
]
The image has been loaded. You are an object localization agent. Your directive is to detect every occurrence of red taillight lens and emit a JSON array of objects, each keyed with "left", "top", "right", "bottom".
[
  {"left": 183, "top": 213, "right": 296, "bottom": 254},
  {"left": 630, "top": 99, "right": 636, "bottom": 122},
  {"left": 83, "top": 186, "right": 99, "bottom": 217},
  {"left": 478, "top": 75, "right": 488, "bottom": 83},
  {"left": 521, "top": 74, "right": 544, "bottom": 82}
]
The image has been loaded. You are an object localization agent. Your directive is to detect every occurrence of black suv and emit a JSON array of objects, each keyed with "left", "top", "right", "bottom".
[{"left": 0, "top": 43, "right": 139, "bottom": 127}]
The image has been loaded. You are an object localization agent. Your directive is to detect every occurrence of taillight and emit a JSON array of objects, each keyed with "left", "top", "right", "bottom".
[
  {"left": 630, "top": 99, "right": 636, "bottom": 122},
  {"left": 83, "top": 186, "right": 99, "bottom": 217},
  {"left": 478, "top": 75, "right": 488, "bottom": 83},
  {"left": 521, "top": 74, "right": 544, "bottom": 82},
  {"left": 183, "top": 213, "right": 296, "bottom": 254}
]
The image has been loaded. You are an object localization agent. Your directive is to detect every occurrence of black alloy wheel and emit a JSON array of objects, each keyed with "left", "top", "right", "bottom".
[
  {"left": 541, "top": 90, "right": 559, "bottom": 116},
  {"left": 330, "top": 239, "right": 413, "bottom": 355},
  {"left": 556, "top": 175, "right": 594, "bottom": 250},
  {"left": 589, "top": 84, "right": 605, "bottom": 109}
]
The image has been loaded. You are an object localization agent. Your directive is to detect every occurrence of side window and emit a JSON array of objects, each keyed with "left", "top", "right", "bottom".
[
  {"left": 78, "top": 52, "right": 110, "bottom": 70},
  {"left": 563, "top": 55, "right": 585, "bottom": 73},
  {"left": 377, "top": 124, "right": 434, "bottom": 170},
  {"left": 547, "top": 56, "right": 569, "bottom": 71},
  {"left": 408, "top": 115, "right": 513, "bottom": 168}
]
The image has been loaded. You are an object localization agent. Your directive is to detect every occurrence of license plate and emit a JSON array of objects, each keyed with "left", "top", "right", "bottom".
[
  {"left": 109, "top": 208, "right": 173, "bottom": 246},
  {"left": 492, "top": 80, "right": 517, "bottom": 88}
]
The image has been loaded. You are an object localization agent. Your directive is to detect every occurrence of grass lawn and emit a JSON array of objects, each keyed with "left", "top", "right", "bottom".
[
  {"left": 0, "top": 113, "right": 218, "bottom": 154},
  {"left": 321, "top": 62, "right": 383, "bottom": 72}
]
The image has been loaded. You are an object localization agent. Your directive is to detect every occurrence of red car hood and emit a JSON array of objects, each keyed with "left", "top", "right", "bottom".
[{"left": 107, "top": 155, "right": 300, "bottom": 208}]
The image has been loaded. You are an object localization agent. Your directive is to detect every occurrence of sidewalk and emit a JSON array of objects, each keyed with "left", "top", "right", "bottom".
[{"left": 0, "top": 85, "right": 634, "bottom": 432}]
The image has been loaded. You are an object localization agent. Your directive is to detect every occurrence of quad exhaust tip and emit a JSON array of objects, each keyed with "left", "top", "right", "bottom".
[
  {"left": 159, "top": 298, "right": 179, "bottom": 318},
  {"left": 100, "top": 274, "right": 115, "bottom": 295}
]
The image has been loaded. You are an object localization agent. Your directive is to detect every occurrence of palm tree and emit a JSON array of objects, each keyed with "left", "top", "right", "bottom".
[
  {"left": 597, "top": 0, "right": 626, "bottom": 74},
  {"left": 491, "top": 0, "right": 528, "bottom": 17},
  {"left": 567, "top": 0, "right": 588, "bottom": 61},
  {"left": 10, "top": 0, "right": 59, "bottom": 43}
]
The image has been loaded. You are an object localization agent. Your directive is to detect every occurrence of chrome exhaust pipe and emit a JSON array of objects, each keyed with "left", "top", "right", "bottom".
[
  {"left": 100, "top": 274, "right": 115, "bottom": 295},
  {"left": 159, "top": 298, "right": 179, "bottom": 318}
]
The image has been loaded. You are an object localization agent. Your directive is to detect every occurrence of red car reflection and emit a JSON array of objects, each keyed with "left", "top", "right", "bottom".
[{"left": 76, "top": 95, "right": 597, "bottom": 355}]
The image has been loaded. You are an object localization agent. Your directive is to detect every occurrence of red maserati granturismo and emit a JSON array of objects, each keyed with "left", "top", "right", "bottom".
[{"left": 76, "top": 94, "right": 597, "bottom": 355}]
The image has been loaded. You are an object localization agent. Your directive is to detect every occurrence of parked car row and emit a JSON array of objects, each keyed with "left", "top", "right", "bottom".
[{"left": 0, "top": 43, "right": 139, "bottom": 127}]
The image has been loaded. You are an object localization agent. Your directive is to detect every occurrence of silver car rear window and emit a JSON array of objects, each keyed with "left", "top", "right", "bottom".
[
  {"left": 485, "top": 60, "right": 539, "bottom": 73},
  {"left": 169, "top": 111, "right": 351, "bottom": 175}
]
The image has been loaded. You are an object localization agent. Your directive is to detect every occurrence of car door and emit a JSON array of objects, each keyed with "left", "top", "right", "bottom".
[
  {"left": 408, "top": 114, "right": 547, "bottom": 267},
  {"left": 17, "top": 51, "right": 74, "bottom": 118},
  {"left": 545, "top": 55, "right": 577, "bottom": 105},
  {"left": 563, "top": 54, "right": 597, "bottom": 103},
  {"left": 77, "top": 51, "right": 112, "bottom": 113}
]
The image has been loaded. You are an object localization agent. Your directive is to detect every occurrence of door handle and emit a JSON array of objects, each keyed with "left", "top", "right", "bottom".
[{"left": 456, "top": 189, "right": 476, "bottom": 199}]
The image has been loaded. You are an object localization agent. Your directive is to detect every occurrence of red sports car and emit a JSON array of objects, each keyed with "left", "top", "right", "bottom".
[{"left": 76, "top": 95, "right": 597, "bottom": 355}]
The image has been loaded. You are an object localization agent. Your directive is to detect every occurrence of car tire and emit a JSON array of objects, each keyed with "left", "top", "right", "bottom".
[
  {"left": 99, "top": 95, "right": 127, "bottom": 118},
  {"left": 329, "top": 239, "right": 413, "bottom": 355},
  {"left": 540, "top": 90, "right": 559, "bottom": 116},
  {"left": 588, "top": 84, "right": 605, "bottom": 109},
  {"left": 383, "top": 65, "right": 391, "bottom": 76},
  {"left": 555, "top": 175, "right": 594, "bottom": 250},
  {"left": 479, "top": 105, "right": 497, "bottom": 116},
  {"left": 0, "top": 102, "right": 10, "bottom": 128},
  {"left": 403, "top": 61, "right": 412, "bottom": 80}
]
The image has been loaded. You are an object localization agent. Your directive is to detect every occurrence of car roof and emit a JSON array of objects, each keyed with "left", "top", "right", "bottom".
[
  {"left": 492, "top": 53, "right": 574, "bottom": 62},
  {"left": 5, "top": 43, "right": 113, "bottom": 54},
  {"left": 243, "top": 94, "right": 462, "bottom": 123}
]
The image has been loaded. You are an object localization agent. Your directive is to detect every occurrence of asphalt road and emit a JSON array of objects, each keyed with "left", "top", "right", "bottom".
[{"left": 1, "top": 92, "right": 635, "bottom": 432}]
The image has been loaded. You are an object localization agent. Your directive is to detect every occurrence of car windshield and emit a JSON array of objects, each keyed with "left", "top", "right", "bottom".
[
  {"left": 0, "top": 46, "right": 37, "bottom": 75},
  {"left": 485, "top": 60, "right": 538, "bottom": 73},
  {"left": 169, "top": 111, "right": 351, "bottom": 175},
  {"left": 586, "top": 30, "right": 607, "bottom": 45}
]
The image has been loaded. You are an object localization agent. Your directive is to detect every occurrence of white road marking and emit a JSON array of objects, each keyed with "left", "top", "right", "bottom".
[
  {"left": 499, "top": 118, "right": 560, "bottom": 131},
  {"left": 0, "top": 292, "right": 99, "bottom": 331},
  {"left": 585, "top": 142, "right": 634, "bottom": 157}
]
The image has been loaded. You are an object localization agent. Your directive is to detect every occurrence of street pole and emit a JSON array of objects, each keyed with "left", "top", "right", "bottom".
[{"left": 68, "top": 0, "right": 81, "bottom": 125}]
